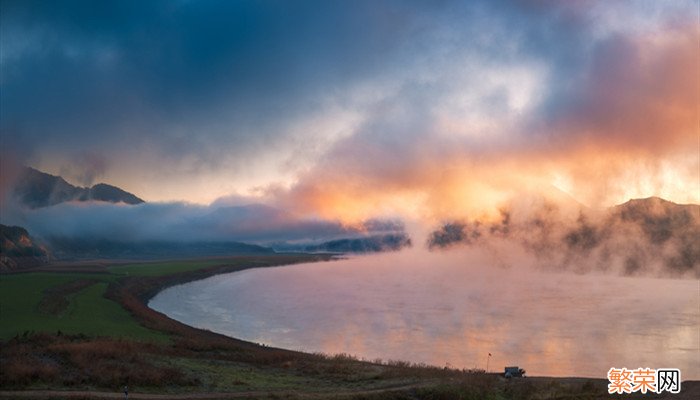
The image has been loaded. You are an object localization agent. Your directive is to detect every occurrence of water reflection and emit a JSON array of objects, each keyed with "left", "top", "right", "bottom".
[{"left": 149, "top": 248, "right": 699, "bottom": 379}]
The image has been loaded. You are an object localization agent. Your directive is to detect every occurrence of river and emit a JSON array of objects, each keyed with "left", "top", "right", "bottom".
[{"left": 149, "top": 248, "right": 699, "bottom": 379}]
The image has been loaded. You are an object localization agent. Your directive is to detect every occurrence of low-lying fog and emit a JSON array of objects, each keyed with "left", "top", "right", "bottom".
[{"left": 150, "top": 247, "right": 699, "bottom": 379}]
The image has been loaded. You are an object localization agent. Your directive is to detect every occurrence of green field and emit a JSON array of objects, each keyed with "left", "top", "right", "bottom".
[
  {"left": 0, "top": 271, "right": 166, "bottom": 341},
  {"left": 110, "top": 259, "right": 227, "bottom": 277}
]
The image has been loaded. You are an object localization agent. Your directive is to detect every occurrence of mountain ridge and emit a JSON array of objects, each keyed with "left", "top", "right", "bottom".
[{"left": 12, "top": 167, "right": 144, "bottom": 208}]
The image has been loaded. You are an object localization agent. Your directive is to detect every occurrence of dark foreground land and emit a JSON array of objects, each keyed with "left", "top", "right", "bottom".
[{"left": 1, "top": 254, "right": 697, "bottom": 399}]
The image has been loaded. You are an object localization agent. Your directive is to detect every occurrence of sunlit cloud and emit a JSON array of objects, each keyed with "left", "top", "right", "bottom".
[
  {"left": 1, "top": 0, "right": 697, "bottom": 226},
  {"left": 269, "top": 13, "right": 699, "bottom": 224}
]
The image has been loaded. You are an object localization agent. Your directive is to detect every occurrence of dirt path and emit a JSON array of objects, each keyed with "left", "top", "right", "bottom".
[
  {"left": 1, "top": 390, "right": 290, "bottom": 399},
  {"left": 0, "top": 383, "right": 430, "bottom": 399}
]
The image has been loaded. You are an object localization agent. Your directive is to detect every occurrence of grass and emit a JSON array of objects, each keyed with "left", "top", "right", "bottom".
[
  {"left": 110, "top": 259, "right": 229, "bottom": 277},
  {"left": 166, "top": 357, "right": 336, "bottom": 392},
  {"left": 0, "top": 273, "right": 167, "bottom": 342}
]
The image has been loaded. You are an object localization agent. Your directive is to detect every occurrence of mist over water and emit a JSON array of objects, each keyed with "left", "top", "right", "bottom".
[{"left": 150, "top": 248, "right": 699, "bottom": 379}]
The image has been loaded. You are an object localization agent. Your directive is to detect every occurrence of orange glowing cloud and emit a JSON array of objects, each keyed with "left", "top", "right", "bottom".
[{"left": 271, "top": 21, "right": 699, "bottom": 224}]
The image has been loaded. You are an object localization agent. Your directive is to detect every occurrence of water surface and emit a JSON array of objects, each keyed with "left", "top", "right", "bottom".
[{"left": 150, "top": 249, "right": 699, "bottom": 379}]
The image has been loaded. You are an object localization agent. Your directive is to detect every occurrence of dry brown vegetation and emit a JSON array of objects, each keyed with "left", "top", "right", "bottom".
[
  {"left": 0, "top": 333, "right": 195, "bottom": 388},
  {"left": 37, "top": 279, "right": 98, "bottom": 316}
]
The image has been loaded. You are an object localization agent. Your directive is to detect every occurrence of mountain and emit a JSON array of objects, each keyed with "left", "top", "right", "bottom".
[
  {"left": 427, "top": 197, "right": 700, "bottom": 278},
  {"left": 47, "top": 238, "right": 274, "bottom": 260},
  {"left": 0, "top": 223, "right": 273, "bottom": 264},
  {"left": 0, "top": 224, "right": 51, "bottom": 270},
  {"left": 297, "top": 233, "right": 412, "bottom": 253},
  {"left": 12, "top": 167, "right": 144, "bottom": 208},
  {"left": 612, "top": 197, "right": 699, "bottom": 244},
  {"left": 609, "top": 197, "right": 699, "bottom": 275},
  {"left": 81, "top": 183, "right": 143, "bottom": 205}
]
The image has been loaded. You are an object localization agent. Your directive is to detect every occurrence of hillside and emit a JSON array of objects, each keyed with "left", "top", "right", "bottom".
[
  {"left": 0, "top": 224, "right": 51, "bottom": 270},
  {"left": 12, "top": 167, "right": 144, "bottom": 208},
  {"left": 298, "top": 233, "right": 412, "bottom": 253},
  {"left": 428, "top": 197, "right": 700, "bottom": 277},
  {"left": 612, "top": 196, "right": 700, "bottom": 244},
  {"left": 609, "top": 197, "right": 699, "bottom": 275}
]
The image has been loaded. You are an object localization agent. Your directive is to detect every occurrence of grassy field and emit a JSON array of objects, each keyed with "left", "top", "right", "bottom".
[
  {"left": 0, "top": 256, "right": 331, "bottom": 341},
  {"left": 0, "top": 272, "right": 167, "bottom": 342},
  {"left": 110, "top": 259, "right": 232, "bottom": 277}
]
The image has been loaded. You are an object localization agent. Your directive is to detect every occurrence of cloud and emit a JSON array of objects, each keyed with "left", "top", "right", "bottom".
[
  {"left": 0, "top": 0, "right": 445, "bottom": 202},
  {"left": 271, "top": 7, "right": 699, "bottom": 224},
  {"left": 59, "top": 151, "right": 109, "bottom": 186},
  {"left": 1, "top": 1, "right": 697, "bottom": 217},
  {"left": 1, "top": 198, "right": 407, "bottom": 249}
]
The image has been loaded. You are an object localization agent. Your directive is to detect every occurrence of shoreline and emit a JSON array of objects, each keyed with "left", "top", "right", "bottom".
[
  {"left": 108, "top": 253, "right": 337, "bottom": 353},
  {"left": 128, "top": 254, "right": 698, "bottom": 381}
]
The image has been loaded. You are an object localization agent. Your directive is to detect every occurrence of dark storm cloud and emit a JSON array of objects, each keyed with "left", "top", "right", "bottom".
[
  {"left": 1, "top": 0, "right": 436, "bottom": 159},
  {"left": 0, "top": 0, "right": 597, "bottom": 171}
]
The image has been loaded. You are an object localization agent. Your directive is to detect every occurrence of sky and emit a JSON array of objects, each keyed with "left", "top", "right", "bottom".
[{"left": 1, "top": 0, "right": 699, "bottom": 227}]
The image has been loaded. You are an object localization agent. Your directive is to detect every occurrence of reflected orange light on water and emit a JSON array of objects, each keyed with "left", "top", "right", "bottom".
[{"left": 151, "top": 248, "right": 700, "bottom": 379}]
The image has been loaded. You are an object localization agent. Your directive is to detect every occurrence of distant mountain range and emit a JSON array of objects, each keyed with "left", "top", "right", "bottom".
[
  {"left": 0, "top": 222, "right": 273, "bottom": 270},
  {"left": 12, "top": 167, "right": 144, "bottom": 208},
  {"left": 303, "top": 233, "right": 412, "bottom": 253},
  {"left": 273, "top": 233, "right": 412, "bottom": 253},
  {"left": 47, "top": 237, "right": 273, "bottom": 260}
]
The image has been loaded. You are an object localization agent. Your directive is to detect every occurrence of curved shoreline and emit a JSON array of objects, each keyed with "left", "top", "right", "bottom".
[{"left": 107, "top": 253, "right": 337, "bottom": 353}]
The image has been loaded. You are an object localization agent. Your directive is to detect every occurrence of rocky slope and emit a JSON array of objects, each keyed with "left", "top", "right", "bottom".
[{"left": 0, "top": 224, "right": 51, "bottom": 270}]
